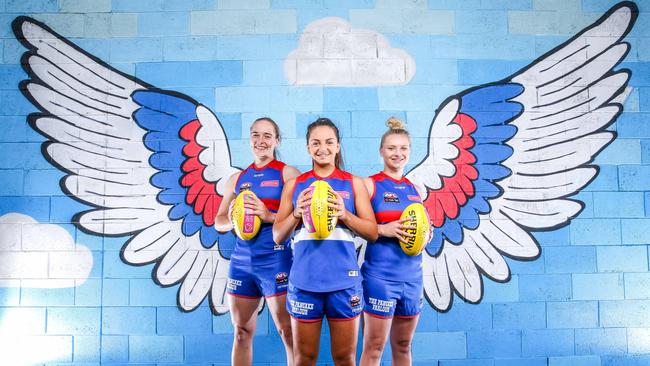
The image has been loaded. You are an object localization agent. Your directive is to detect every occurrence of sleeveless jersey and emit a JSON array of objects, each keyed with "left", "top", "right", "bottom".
[
  {"left": 290, "top": 168, "right": 360, "bottom": 292},
  {"left": 362, "top": 171, "right": 423, "bottom": 281},
  {"left": 230, "top": 160, "right": 291, "bottom": 265}
]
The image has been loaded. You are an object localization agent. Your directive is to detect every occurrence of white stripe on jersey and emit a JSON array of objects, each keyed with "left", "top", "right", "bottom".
[{"left": 293, "top": 227, "right": 355, "bottom": 243}]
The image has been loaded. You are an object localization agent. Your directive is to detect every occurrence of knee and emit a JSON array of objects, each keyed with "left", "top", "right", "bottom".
[
  {"left": 331, "top": 352, "right": 355, "bottom": 366},
  {"left": 277, "top": 323, "right": 293, "bottom": 341},
  {"left": 294, "top": 352, "right": 317, "bottom": 366},
  {"left": 392, "top": 338, "right": 412, "bottom": 356},
  {"left": 365, "top": 336, "right": 386, "bottom": 355},
  {"left": 233, "top": 324, "right": 254, "bottom": 344}
]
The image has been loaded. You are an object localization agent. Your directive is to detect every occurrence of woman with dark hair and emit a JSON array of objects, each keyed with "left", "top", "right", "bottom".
[
  {"left": 215, "top": 117, "right": 300, "bottom": 366},
  {"left": 273, "top": 118, "right": 378, "bottom": 366},
  {"left": 359, "top": 117, "right": 425, "bottom": 366}
]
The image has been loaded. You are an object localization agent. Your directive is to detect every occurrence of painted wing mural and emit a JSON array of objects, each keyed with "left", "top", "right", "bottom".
[
  {"left": 13, "top": 16, "right": 240, "bottom": 314},
  {"left": 405, "top": 2, "right": 637, "bottom": 311}
]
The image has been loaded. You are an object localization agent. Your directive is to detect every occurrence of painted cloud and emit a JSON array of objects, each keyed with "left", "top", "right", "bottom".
[
  {"left": 0, "top": 213, "right": 93, "bottom": 288},
  {"left": 284, "top": 17, "right": 416, "bottom": 86}
]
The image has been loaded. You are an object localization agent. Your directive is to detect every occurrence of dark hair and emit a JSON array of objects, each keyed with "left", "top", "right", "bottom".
[
  {"left": 251, "top": 117, "right": 281, "bottom": 159},
  {"left": 306, "top": 117, "right": 344, "bottom": 169},
  {"left": 380, "top": 116, "right": 410, "bottom": 148}
]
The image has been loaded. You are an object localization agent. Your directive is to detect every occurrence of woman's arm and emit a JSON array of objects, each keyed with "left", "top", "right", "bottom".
[
  {"left": 330, "top": 176, "right": 378, "bottom": 242},
  {"left": 214, "top": 172, "right": 239, "bottom": 233},
  {"left": 283, "top": 165, "right": 301, "bottom": 183},
  {"left": 273, "top": 178, "right": 311, "bottom": 244}
]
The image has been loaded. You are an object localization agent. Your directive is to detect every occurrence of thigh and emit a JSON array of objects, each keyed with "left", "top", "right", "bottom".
[
  {"left": 328, "top": 315, "right": 360, "bottom": 359},
  {"left": 390, "top": 315, "right": 419, "bottom": 346},
  {"left": 227, "top": 262, "right": 263, "bottom": 299},
  {"left": 292, "top": 316, "right": 323, "bottom": 362},
  {"left": 228, "top": 294, "right": 261, "bottom": 328}
]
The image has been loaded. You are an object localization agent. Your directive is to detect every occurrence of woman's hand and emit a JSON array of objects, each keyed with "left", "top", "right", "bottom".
[
  {"left": 293, "top": 187, "right": 314, "bottom": 220},
  {"left": 327, "top": 189, "right": 348, "bottom": 222},
  {"left": 378, "top": 217, "right": 415, "bottom": 243},
  {"left": 242, "top": 193, "right": 274, "bottom": 223}
]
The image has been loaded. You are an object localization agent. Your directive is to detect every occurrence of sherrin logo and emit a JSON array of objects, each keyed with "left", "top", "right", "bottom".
[
  {"left": 398, "top": 203, "right": 431, "bottom": 256},
  {"left": 303, "top": 181, "right": 338, "bottom": 239}
]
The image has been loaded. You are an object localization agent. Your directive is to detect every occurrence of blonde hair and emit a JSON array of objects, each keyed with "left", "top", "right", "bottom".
[{"left": 380, "top": 117, "right": 410, "bottom": 148}]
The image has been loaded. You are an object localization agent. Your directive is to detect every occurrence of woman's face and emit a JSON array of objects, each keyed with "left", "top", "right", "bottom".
[
  {"left": 249, "top": 120, "right": 278, "bottom": 160},
  {"left": 380, "top": 133, "right": 410, "bottom": 171},
  {"left": 307, "top": 125, "right": 340, "bottom": 167}
]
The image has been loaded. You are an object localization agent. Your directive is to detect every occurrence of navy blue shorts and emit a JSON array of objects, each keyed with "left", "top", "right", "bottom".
[
  {"left": 226, "top": 259, "right": 291, "bottom": 298},
  {"left": 286, "top": 282, "right": 363, "bottom": 322},
  {"left": 362, "top": 273, "right": 423, "bottom": 318}
]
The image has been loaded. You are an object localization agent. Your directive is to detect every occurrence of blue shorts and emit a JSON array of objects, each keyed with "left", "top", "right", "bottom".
[
  {"left": 286, "top": 282, "right": 364, "bottom": 322},
  {"left": 362, "top": 273, "right": 423, "bottom": 318},
  {"left": 226, "top": 259, "right": 291, "bottom": 298}
]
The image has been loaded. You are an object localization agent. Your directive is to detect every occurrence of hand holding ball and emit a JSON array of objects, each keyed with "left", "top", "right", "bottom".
[
  {"left": 399, "top": 203, "right": 431, "bottom": 256},
  {"left": 231, "top": 190, "right": 262, "bottom": 240},
  {"left": 302, "top": 180, "right": 338, "bottom": 239}
]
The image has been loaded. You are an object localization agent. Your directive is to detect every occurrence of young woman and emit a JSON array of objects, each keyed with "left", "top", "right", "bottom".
[
  {"left": 273, "top": 118, "right": 378, "bottom": 366},
  {"left": 215, "top": 117, "right": 300, "bottom": 366},
  {"left": 360, "top": 118, "right": 425, "bottom": 366}
]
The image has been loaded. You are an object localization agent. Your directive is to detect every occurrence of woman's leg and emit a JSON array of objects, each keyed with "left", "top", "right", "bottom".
[
  {"left": 267, "top": 294, "right": 294, "bottom": 366},
  {"left": 292, "top": 318, "right": 322, "bottom": 366},
  {"left": 389, "top": 316, "right": 419, "bottom": 366},
  {"left": 228, "top": 295, "right": 261, "bottom": 366},
  {"left": 328, "top": 317, "right": 361, "bottom": 366},
  {"left": 359, "top": 313, "right": 392, "bottom": 366}
]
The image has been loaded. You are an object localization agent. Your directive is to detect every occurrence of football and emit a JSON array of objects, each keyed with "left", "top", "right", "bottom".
[
  {"left": 231, "top": 190, "right": 262, "bottom": 241},
  {"left": 302, "top": 180, "right": 338, "bottom": 239},
  {"left": 399, "top": 203, "right": 431, "bottom": 256}
]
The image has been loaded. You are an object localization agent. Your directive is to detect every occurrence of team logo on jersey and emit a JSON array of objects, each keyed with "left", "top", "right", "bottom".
[
  {"left": 273, "top": 243, "right": 285, "bottom": 251},
  {"left": 384, "top": 192, "right": 399, "bottom": 203},
  {"left": 336, "top": 190, "right": 350, "bottom": 199},
  {"left": 261, "top": 180, "right": 279, "bottom": 187},
  {"left": 394, "top": 185, "right": 406, "bottom": 190},
  {"left": 240, "top": 182, "right": 252, "bottom": 191},
  {"left": 275, "top": 272, "right": 288, "bottom": 285},
  {"left": 254, "top": 173, "right": 264, "bottom": 178},
  {"left": 350, "top": 294, "right": 361, "bottom": 308}
]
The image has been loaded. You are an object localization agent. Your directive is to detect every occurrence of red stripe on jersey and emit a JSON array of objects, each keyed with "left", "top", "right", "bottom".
[
  {"left": 261, "top": 198, "right": 280, "bottom": 211},
  {"left": 375, "top": 210, "right": 403, "bottom": 224}
]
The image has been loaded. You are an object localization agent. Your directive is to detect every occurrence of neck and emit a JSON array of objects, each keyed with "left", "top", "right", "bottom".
[
  {"left": 383, "top": 166, "right": 403, "bottom": 180},
  {"left": 314, "top": 163, "right": 336, "bottom": 177},
  {"left": 254, "top": 156, "right": 273, "bottom": 167}
]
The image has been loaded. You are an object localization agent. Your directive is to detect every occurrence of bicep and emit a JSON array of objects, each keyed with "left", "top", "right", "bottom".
[
  {"left": 283, "top": 166, "right": 301, "bottom": 183},
  {"left": 216, "top": 173, "right": 238, "bottom": 217},
  {"left": 276, "top": 179, "right": 296, "bottom": 220},
  {"left": 353, "top": 177, "right": 375, "bottom": 221}
]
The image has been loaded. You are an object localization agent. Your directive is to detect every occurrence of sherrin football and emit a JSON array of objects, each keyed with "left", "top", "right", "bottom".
[
  {"left": 399, "top": 203, "right": 431, "bottom": 256},
  {"left": 302, "top": 180, "right": 338, "bottom": 240},
  {"left": 231, "top": 190, "right": 262, "bottom": 241}
]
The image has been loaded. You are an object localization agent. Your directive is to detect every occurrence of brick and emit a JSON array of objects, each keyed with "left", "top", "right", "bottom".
[
  {"left": 595, "top": 139, "right": 641, "bottom": 165},
  {"left": 622, "top": 219, "right": 650, "bottom": 244},
  {"left": 269, "top": 86, "right": 323, "bottom": 112},
  {"left": 377, "top": 0, "right": 426, "bottom": 7},
  {"left": 467, "top": 330, "right": 521, "bottom": 358},
  {"left": 548, "top": 356, "right": 602, "bottom": 366},
  {"left": 402, "top": 10, "right": 454, "bottom": 34},
  {"left": 533, "top": 0, "right": 579, "bottom": 10},
  {"left": 21, "top": 287, "right": 75, "bottom": 306},
  {"left": 433, "top": 35, "right": 533, "bottom": 61},
  {"left": 47, "top": 307, "right": 100, "bottom": 335},
  {"left": 522, "top": 329, "right": 574, "bottom": 357},
  {"left": 570, "top": 218, "right": 621, "bottom": 245},
  {"left": 411, "top": 332, "right": 466, "bottom": 360},
  {"left": 572, "top": 273, "right": 624, "bottom": 300},
  {"left": 480, "top": 0, "right": 531, "bottom": 9},
  {"left": 519, "top": 274, "right": 571, "bottom": 301},
  {"left": 0, "top": 307, "right": 45, "bottom": 334},
  {"left": 5, "top": 0, "right": 58, "bottom": 12},
  {"left": 243, "top": 60, "right": 287, "bottom": 86},
  {"left": 162, "top": 36, "right": 219, "bottom": 61},
  {"left": 138, "top": 12, "right": 189, "bottom": 36},
  {"left": 0, "top": 170, "right": 23, "bottom": 196},
  {"left": 23, "top": 169, "right": 65, "bottom": 196},
  {"left": 101, "top": 335, "right": 128, "bottom": 363},
  {"left": 415, "top": 305, "right": 438, "bottom": 332},
  {"left": 493, "top": 302, "right": 545, "bottom": 330},
  {"left": 191, "top": 11, "right": 255, "bottom": 35},
  {"left": 252, "top": 10, "right": 297, "bottom": 33},
  {"left": 545, "top": 246, "right": 596, "bottom": 274},
  {"left": 456, "top": 10, "right": 508, "bottom": 35},
  {"left": 378, "top": 85, "right": 436, "bottom": 111},
  {"left": 349, "top": 9, "right": 403, "bottom": 34},
  {"left": 219, "top": 0, "right": 270, "bottom": 8},
  {"left": 324, "top": 0, "right": 374, "bottom": 8},
  {"left": 0, "top": 287, "right": 20, "bottom": 306},
  {"left": 625, "top": 273, "right": 650, "bottom": 299},
  {"left": 215, "top": 87, "right": 269, "bottom": 112},
  {"left": 73, "top": 335, "right": 101, "bottom": 362},
  {"left": 597, "top": 246, "right": 648, "bottom": 272},
  {"left": 620, "top": 165, "right": 650, "bottom": 191},
  {"left": 641, "top": 88, "right": 650, "bottom": 112},
  {"left": 495, "top": 358, "right": 547, "bottom": 366},
  {"left": 642, "top": 141, "right": 650, "bottom": 164},
  {"left": 438, "top": 301, "right": 492, "bottom": 331},
  {"left": 428, "top": 0, "right": 481, "bottom": 9},
  {"left": 297, "top": 8, "right": 348, "bottom": 30},
  {"left": 83, "top": 13, "right": 111, "bottom": 38},
  {"left": 628, "top": 328, "right": 650, "bottom": 354},
  {"left": 508, "top": 11, "right": 559, "bottom": 35},
  {"left": 575, "top": 328, "right": 627, "bottom": 355},
  {"left": 164, "top": 0, "right": 215, "bottom": 10},
  {"left": 158, "top": 306, "right": 213, "bottom": 335},
  {"left": 136, "top": 60, "right": 242, "bottom": 87},
  {"left": 112, "top": 0, "right": 163, "bottom": 11},
  {"left": 0, "top": 197, "right": 50, "bottom": 222},
  {"left": 547, "top": 301, "right": 598, "bottom": 328},
  {"left": 0, "top": 335, "right": 72, "bottom": 363},
  {"left": 61, "top": 0, "right": 111, "bottom": 12},
  {"left": 110, "top": 38, "right": 163, "bottom": 63},
  {"left": 111, "top": 13, "right": 138, "bottom": 37},
  {"left": 74, "top": 278, "right": 102, "bottom": 306},
  {"left": 129, "top": 335, "right": 183, "bottom": 363},
  {"left": 324, "top": 88, "right": 378, "bottom": 111},
  {"left": 350, "top": 110, "right": 407, "bottom": 138},
  {"left": 583, "top": 165, "right": 618, "bottom": 192},
  {"left": 481, "top": 275, "right": 519, "bottom": 302},
  {"left": 600, "top": 300, "right": 650, "bottom": 327},
  {"left": 185, "top": 335, "right": 233, "bottom": 362},
  {"left": 439, "top": 360, "right": 493, "bottom": 366},
  {"left": 593, "top": 192, "right": 644, "bottom": 219},
  {"left": 102, "top": 306, "right": 156, "bottom": 335},
  {"left": 129, "top": 279, "right": 178, "bottom": 306},
  {"left": 602, "top": 355, "right": 650, "bottom": 366},
  {"left": 616, "top": 113, "right": 650, "bottom": 138}
]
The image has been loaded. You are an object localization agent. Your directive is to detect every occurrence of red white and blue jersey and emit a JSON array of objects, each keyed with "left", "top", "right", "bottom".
[
  {"left": 362, "top": 171, "right": 423, "bottom": 282},
  {"left": 290, "top": 169, "right": 360, "bottom": 292},
  {"left": 231, "top": 159, "right": 291, "bottom": 265}
]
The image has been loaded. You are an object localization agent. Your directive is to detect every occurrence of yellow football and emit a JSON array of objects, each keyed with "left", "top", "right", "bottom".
[
  {"left": 302, "top": 180, "right": 338, "bottom": 240},
  {"left": 231, "top": 190, "right": 262, "bottom": 241},
  {"left": 399, "top": 203, "right": 431, "bottom": 256}
]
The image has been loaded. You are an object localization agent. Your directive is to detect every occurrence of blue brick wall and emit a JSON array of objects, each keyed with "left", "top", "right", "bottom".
[{"left": 1, "top": 0, "right": 650, "bottom": 364}]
